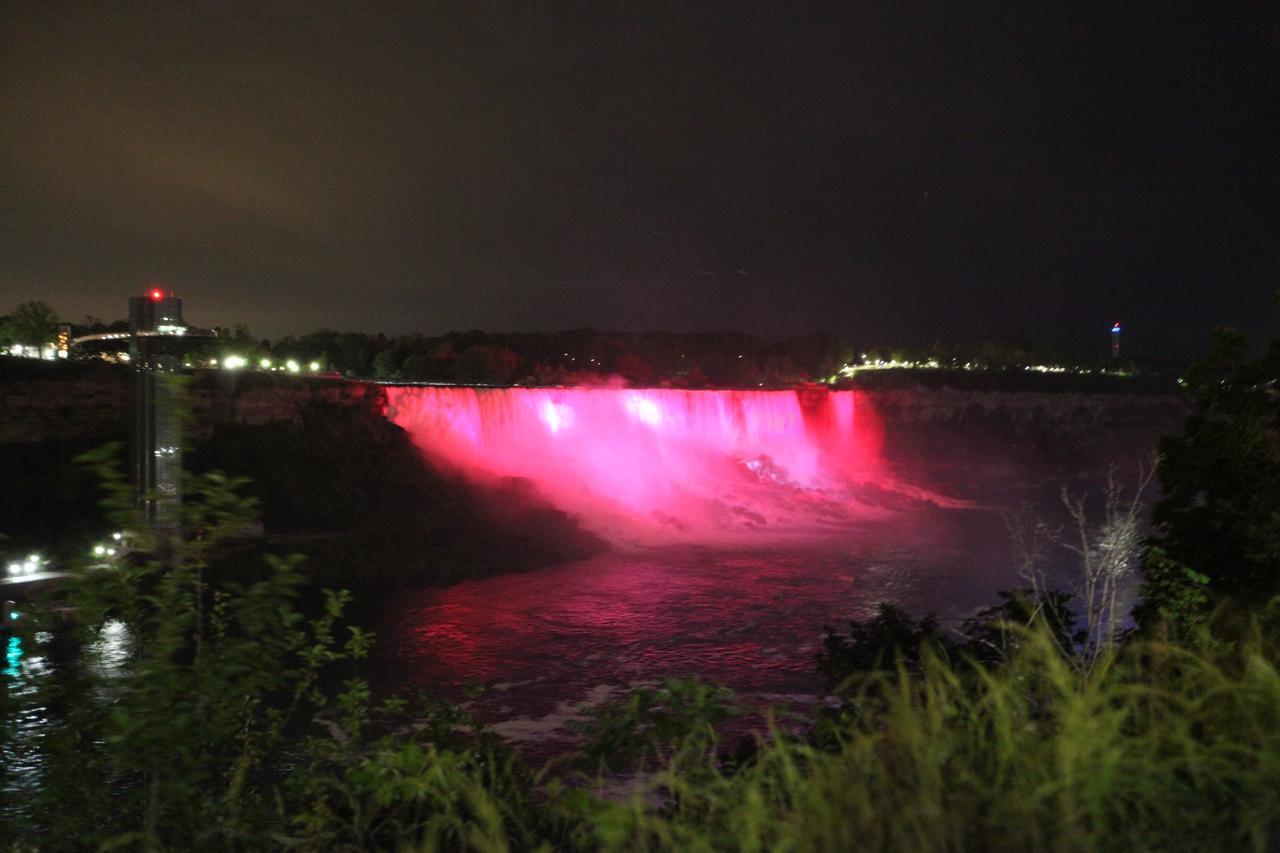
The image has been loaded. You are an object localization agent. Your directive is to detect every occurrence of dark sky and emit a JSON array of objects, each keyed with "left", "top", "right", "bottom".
[{"left": 2, "top": 2, "right": 1276, "bottom": 357}]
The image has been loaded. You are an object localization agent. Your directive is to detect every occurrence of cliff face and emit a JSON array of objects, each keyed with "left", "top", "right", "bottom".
[
  {"left": 866, "top": 387, "right": 1188, "bottom": 431},
  {"left": 0, "top": 363, "right": 131, "bottom": 443},
  {"left": 0, "top": 361, "right": 1187, "bottom": 445},
  {"left": 864, "top": 387, "right": 1189, "bottom": 499},
  {"left": 0, "top": 364, "right": 1186, "bottom": 467},
  {"left": 0, "top": 363, "right": 384, "bottom": 444}
]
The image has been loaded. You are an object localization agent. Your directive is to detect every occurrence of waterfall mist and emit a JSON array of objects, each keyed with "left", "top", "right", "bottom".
[{"left": 384, "top": 386, "right": 890, "bottom": 543}]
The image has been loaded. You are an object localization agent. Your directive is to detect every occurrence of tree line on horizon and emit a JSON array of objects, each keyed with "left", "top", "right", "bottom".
[{"left": 4, "top": 298, "right": 1144, "bottom": 387}]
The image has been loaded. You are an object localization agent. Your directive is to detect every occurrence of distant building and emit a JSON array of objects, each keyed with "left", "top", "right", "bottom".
[
  {"left": 71, "top": 287, "right": 215, "bottom": 364},
  {"left": 129, "top": 289, "right": 183, "bottom": 333}
]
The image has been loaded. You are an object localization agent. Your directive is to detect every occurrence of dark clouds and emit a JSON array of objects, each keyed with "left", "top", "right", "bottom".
[{"left": 2, "top": 2, "right": 1276, "bottom": 356}]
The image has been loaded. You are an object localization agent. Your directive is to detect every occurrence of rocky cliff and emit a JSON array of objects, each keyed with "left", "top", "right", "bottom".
[{"left": 0, "top": 361, "right": 383, "bottom": 444}]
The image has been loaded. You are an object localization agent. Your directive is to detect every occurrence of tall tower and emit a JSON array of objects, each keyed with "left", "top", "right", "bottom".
[
  {"left": 1111, "top": 322, "right": 1121, "bottom": 360},
  {"left": 129, "top": 288, "right": 186, "bottom": 533}
]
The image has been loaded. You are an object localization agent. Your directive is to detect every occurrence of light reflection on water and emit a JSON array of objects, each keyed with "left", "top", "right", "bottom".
[
  {"left": 1, "top": 619, "right": 132, "bottom": 806},
  {"left": 366, "top": 506, "right": 1067, "bottom": 741}
]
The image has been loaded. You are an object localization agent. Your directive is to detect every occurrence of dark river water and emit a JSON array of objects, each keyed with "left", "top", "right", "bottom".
[{"left": 362, "top": 503, "right": 1080, "bottom": 749}]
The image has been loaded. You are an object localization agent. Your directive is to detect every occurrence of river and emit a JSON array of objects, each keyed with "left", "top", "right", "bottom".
[{"left": 362, "top": 501, "right": 1082, "bottom": 751}]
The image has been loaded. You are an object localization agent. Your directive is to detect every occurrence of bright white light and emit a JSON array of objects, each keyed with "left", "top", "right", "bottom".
[
  {"left": 540, "top": 400, "right": 574, "bottom": 434},
  {"left": 6, "top": 563, "right": 20, "bottom": 577},
  {"left": 224, "top": 355, "right": 247, "bottom": 370},
  {"left": 259, "top": 358, "right": 272, "bottom": 369},
  {"left": 106, "top": 548, "right": 116, "bottom": 557},
  {"left": 27, "top": 554, "right": 38, "bottom": 564},
  {"left": 309, "top": 361, "right": 321, "bottom": 372},
  {"left": 624, "top": 395, "right": 662, "bottom": 427},
  {"left": 112, "top": 532, "right": 122, "bottom": 541},
  {"left": 286, "top": 359, "right": 300, "bottom": 373},
  {"left": 93, "top": 545, "right": 106, "bottom": 556}
]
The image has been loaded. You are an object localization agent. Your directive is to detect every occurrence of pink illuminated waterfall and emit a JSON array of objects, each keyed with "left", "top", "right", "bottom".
[{"left": 384, "top": 386, "right": 884, "bottom": 539}]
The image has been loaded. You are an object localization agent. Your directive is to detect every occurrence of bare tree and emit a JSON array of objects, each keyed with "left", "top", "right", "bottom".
[{"left": 1009, "top": 463, "right": 1155, "bottom": 665}]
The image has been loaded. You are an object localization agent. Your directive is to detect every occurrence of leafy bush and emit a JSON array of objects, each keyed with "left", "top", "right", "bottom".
[{"left": 1148, "top": 328, "right": 1280, "bottom": 605}]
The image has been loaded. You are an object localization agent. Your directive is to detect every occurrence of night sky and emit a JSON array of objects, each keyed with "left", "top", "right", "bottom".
[{"left": 2, "top": 3, "right": 1276, "bottom": 358}]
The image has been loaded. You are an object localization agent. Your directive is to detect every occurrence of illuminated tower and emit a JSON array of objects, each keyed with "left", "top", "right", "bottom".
[
  {"left": 129, "top": 288, "right": 186, "bottom": 533},
  {"left": 1111, "top": 322, "right": 1121, "bottom": 360}
]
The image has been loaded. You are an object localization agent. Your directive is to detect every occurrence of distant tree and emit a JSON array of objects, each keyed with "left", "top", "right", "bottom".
[
  {"left": 400, "top": 352, "right": 430, "bottom": 380},
  {"left": 762, "top": 355, "right": 804, "bottom": 387},
  {"left": 4, "top": 300, "right": 59, "bottom": 346},
  {"left": 371, "top": 349, "right": 402, "bottom": 379},
  {"left": 456, "top": 345, "right": 519, "bottom": 385},
  {"left": 785, "top": 332, "right": 853, "bottom": 379},
  {"left": 335, "top": 333, "right": 374, "bottom": 375},
  {"left": 683, "top": 365, "right": 710, "bottom": 388},
  {"left": 614, "top": 354, "right": 654, "bottom": 386}
]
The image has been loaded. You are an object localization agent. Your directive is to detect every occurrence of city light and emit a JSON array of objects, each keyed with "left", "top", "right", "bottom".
[
  {"left": 259, "top": 357, "right": 272, "bottom": 369},
  {"left": 223, "top": 355, "right": 247, "bottom": 369},
  {"left": 150, "top": 288, "right": 164, "bottom": 301},
  {"left": 7, "top": 554, "right": 44, "bottom": 577},
  {"left": 286, "top": 359, "right": 300, "bottom": 373},
  {"left": 309, "top": 361, "right": 321, "bottom": 372}
]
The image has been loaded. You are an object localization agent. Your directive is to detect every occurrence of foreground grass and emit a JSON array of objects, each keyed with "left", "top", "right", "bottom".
[{"left": 566, "top": 626, "right": 1280, "bottom": 852}]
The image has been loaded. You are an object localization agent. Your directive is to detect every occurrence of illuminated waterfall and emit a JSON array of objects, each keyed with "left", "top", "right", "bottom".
[{"left": 384, "top": 386, "right": 883, "bottom": 539}]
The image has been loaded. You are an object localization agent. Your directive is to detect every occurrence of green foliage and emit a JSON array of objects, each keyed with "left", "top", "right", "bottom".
[
  {"left": 283, "top": 690, "right": 552, "bottom": 851},
  {"left": 571, "top": 677, "right": 738, "bottom": 774},
  {"left": 819, "top": 592, "right": 1082, "bottom": 691},
  {"left": 1148, "top": 327, "right": 1280, "bottom": 602},
  {"left": 2, "top": 446, "right": 372, "bottom": 848},
  {"left": 1136, "top": 545, "right": 1211, "bottom": 639},
  {"left": 819, "top": 603, "right": 955, "bottom": 688}
]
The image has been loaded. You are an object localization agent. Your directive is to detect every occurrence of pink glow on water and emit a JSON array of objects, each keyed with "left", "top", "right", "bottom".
[{"left": 384, "top": 386, "right": 884, "bottom": 539}]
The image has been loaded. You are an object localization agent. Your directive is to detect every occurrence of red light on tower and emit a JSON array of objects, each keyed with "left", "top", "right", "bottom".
[{"left": 149, "top": 288, "right": 165, "bottom": 301}]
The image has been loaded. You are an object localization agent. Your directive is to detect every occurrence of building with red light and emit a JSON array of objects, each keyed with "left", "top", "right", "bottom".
[{"left": 128, "top": 288, "right": 185, "bottom": 335}]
